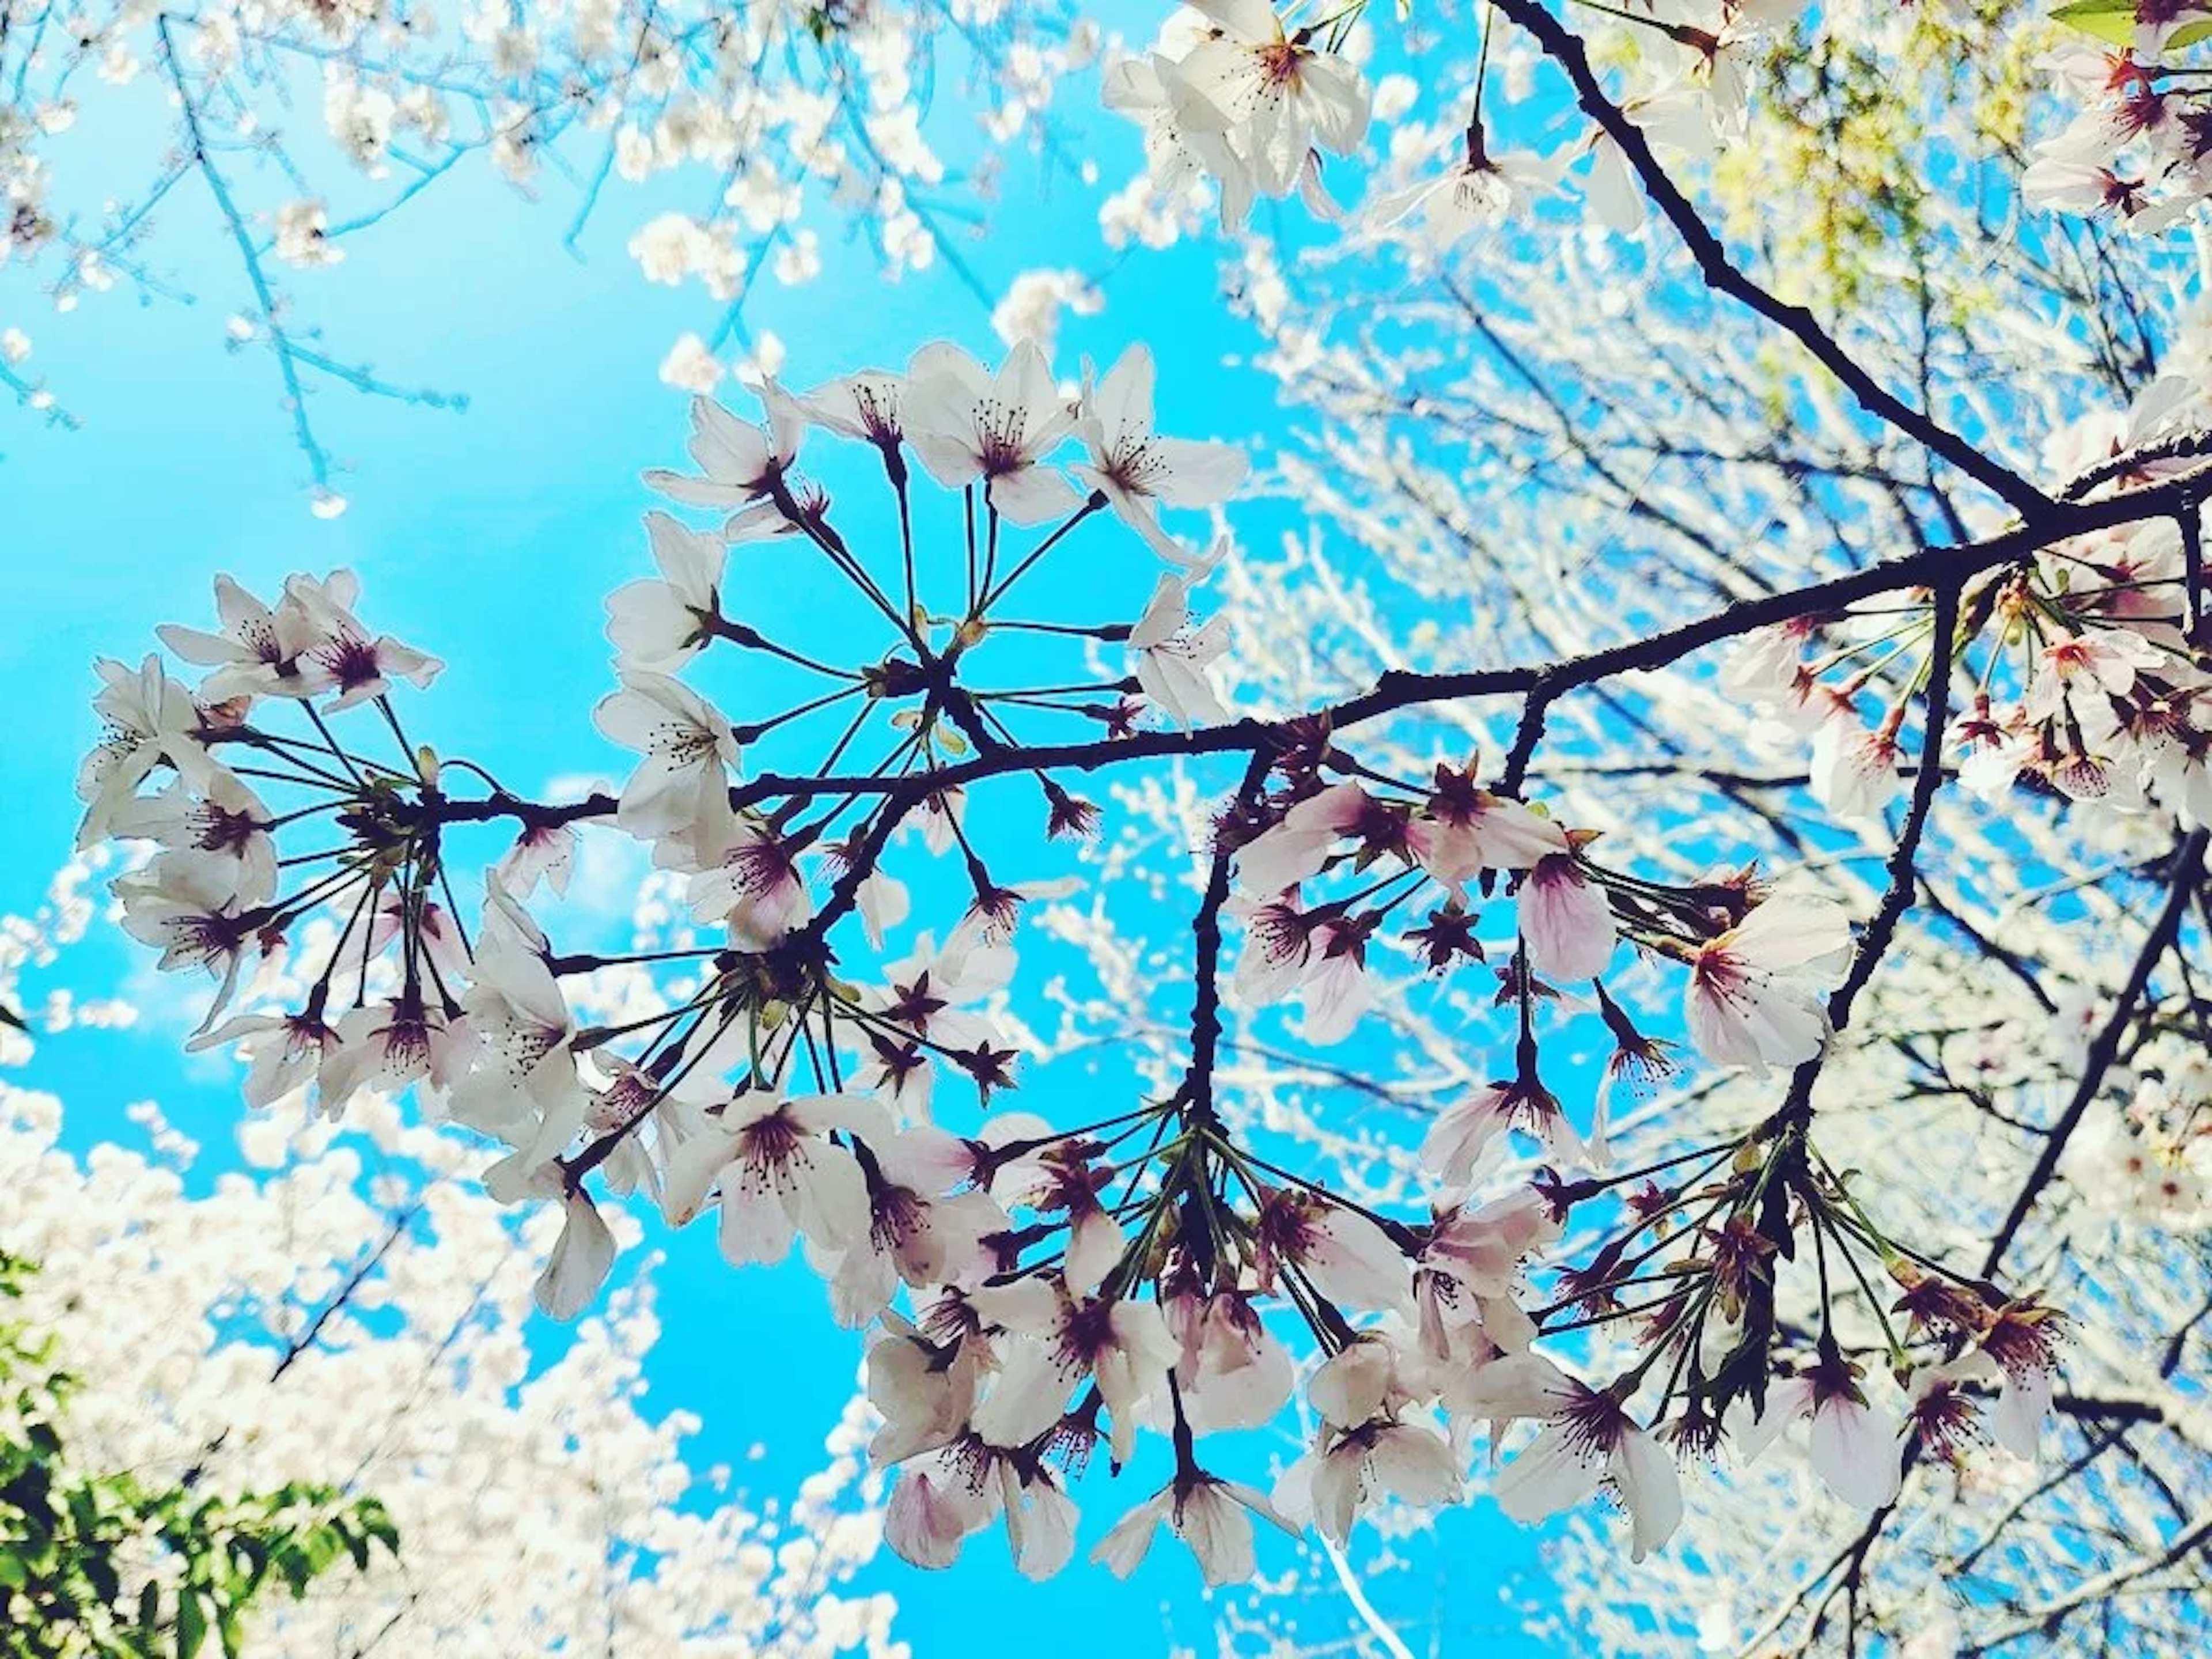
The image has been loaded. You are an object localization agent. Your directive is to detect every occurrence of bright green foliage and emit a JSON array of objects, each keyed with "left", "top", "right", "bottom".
[
  {"left": 0, "top": 1251, "right": 397, "bottom": 1657},
  {"left": 2053, "top": 0, "right": 2212, "bottom": 46}
]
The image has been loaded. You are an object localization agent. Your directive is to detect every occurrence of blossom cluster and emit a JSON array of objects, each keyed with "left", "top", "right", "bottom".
[
  {"left": 1101, "top": 0, "right": 1808, "bottom": 255},
  {"left": 2027, "top": 17, "right": 2212, "bottom": 226},
  {"left": 0, "top": 857, "right": 897, "bottom": 1654},
  {"left": 67, "top": 325, "right": 2089, "bottom": 1586},
  {"left": 1726, "top": 468, "right": 2212, "bottom": 830}
]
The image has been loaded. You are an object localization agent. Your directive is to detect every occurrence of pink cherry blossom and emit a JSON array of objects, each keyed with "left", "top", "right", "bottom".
[
  {"left": 1093, "top": 1472, "right": 1292, "bottom": 1586},
  {"left": 1518, "top": 853, "right": 1616, "bottom": 983},
  {"left": 659, "top": 1090, "right": 887, "bottom": 1266},
  {"left": 1740, "top": 1352, "right": 1907, "bottom": 1510}
]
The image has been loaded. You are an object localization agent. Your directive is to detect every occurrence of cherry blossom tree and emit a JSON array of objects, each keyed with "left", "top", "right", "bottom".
[
  {"left": 1172, "top": 2, "right": 2212, "bottom": 1650},
  {"left": 41, "top": 0, "right": 2212, "bottom": 1651}
]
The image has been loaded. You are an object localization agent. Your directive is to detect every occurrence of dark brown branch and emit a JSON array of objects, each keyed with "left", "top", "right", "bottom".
[
  {"left": 1830, "top": 581, "right": 1960, "bottom": 1027},
  {"left": 1981, "top": 828, "right": 2209, "bottom": 1278},
  {"left": 1488, "top": 0, "right": 2050, "bottom": 517},
  {"left": 2059, "top": 429, "right": 2212, "bottom": 501},
  {"left": 1179, "top": 751, "right": 1275, "bottom": 1127},
  {"left": 440, "top": 480, "right": 2205, "bottom": 839}
]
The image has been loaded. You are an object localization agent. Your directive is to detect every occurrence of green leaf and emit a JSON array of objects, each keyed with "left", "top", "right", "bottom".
[
  {"left": 2051, "top": 0, "right": 2139, "bottom": 46},
  {"left": 176, "top": 1589, "right": 209, "bottom": 1659},
  {"left": 2171, "top": 17, "right": 2212, "bottom": 46},
  {"left": 278, "top": 1548, "right": 313, "bottom": 1597}
]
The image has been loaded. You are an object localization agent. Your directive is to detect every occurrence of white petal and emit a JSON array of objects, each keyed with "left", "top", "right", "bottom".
[
  {"left": 1809, "top": 1395, "right": 1904, "bottom": 1509},
  {"left": 1612, "top": 1429, "right": 1683, "bottom": 1561},
  {"left": 1493, "top": 1422, "right": 1604, "bottom": 1524},
  {"left": 534, "top": 1192, "right": 618, "bottom": 1319}
]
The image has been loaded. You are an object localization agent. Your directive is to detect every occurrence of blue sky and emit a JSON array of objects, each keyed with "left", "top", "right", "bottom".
[{"left": 0, "top": 51, "right": 1575, "bottom": 1657}]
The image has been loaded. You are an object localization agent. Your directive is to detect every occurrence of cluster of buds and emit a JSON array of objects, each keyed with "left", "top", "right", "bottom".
[{"left": 77, "top": 340, "right": 2068, "bottom": 1584}]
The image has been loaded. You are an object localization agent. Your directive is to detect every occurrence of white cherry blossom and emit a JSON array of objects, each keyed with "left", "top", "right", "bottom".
[
  {"left": 593, "top": 670, "right": 743, "bottom": 840},
  {"left": 659, "top": 1090, "right": 887, "bottom": 1266},
  {"left": 1073, "top": 344, "right": 1248, "bottom": 559},
  {"left": 904, "top": 340, "right": 1082, "bottom": 525},
  {"left": 1129, "top": 571, "right": 1232, "bottom": 727}
]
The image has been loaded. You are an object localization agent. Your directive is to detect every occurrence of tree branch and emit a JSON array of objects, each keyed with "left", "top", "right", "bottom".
[{"left": 1490, "top": 0, "right": 2050, "bottom": 516}]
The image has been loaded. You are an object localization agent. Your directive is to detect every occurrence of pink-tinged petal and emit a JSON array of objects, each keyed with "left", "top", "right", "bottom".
[
  {"left": 1089, "top": 344, "right": 1156, "bottom": 443},
  {"left": 1127, "top": 573, "right": 1194, "bottom": 650},
  {"left": 967, "top": 1274, "right": 1060, "bottom": 1337},
  {"left": 1304, "top": 1208, "right": 1415, "bottom": 1316},
  {"left": 1991, "top": 1362, "right": 2053, "bottom": 1460},
  {"left": 827, "top": 1241, "right": 901, "bottom": 1330},
  {"left": 907, "top": 430, "right": 984, "bottom": 491},
  {"left": 790, "top": 1089, "right": 896, "bottom": 1145},
  {"left": 1421, "top": 1087, "right": 1510, "bottom": 1188},
  {"left": 1176, "top": 1482, "right": 1259, "bottom": 1586},
  {"left": 1298, "top": 953, "right": 1372, "bottom": 1046},
  {"left": 641, "top": 471, "right": 761, "bottom": 512},
  {"left": 688, "top": 393, "right": 777, "bottom": 484},
  {"left": 1682, "top": 978, "right": 1758, "bottom": 1067},
  {"left": 1738, "top": 1377, "right": 1817, "bottom": 1463},
  {"left": 988, "top": 463, "right": 1085, "bottom": 527},
  {"left": 156, "top": 622, "right": 248, "bottom": 666},
  {"left": 790, "top": 1140, "right": 870, "bottom": 1249},
  {"left": 719, "top": 1188, "right": 800, "bottom": 1266},
  {"left": 1185, "top": 1332, "right": 1294, "bottom": 1434},
  {"left": 1369, "top": 1422, "right": 1460, "bottom": 1509},
  {"left": 658, "top": 1128, "right": 740, "bottom": 1226},
  {"left": 1091, "top": 1490, "right": 1171, "bottom": 1579},
  {"left": 1240, "top": 783, "right": 1366, "bottom": 894},
  {"left": 1064, "top": 1207, "right": 1126, "bottom": 1298},
  {"left": 1149, "top": 436, "right": 1249, "bottom": 507},
  {"left": 885, "top": 1471, "right": 977, "bottom": 1570},
  {"left": 1004, "top": 1467, "right": 1079, "bottom": 1581},
  {"left": 1302, "top": 1444, "right": 1365, "bottom": 1544},
  {"left": 1730, "top": 892, "right": 1854, "bottom": 968},
  {"left": 758, "top": 379, "right": 810, "bottom": 468},
  {"left": 873, "top": 1122, "right": 974, "bottom": 1194},
  {"left": 1224, "top": 1479, "right": 1297, "bottom": 1536},
  {"left": 1518, "top": 856, "right": 1616, "bottom": 983},
  {"left": 972, "top": 1339, "right": 1077, "bottom": 1449},
  {"left": 1461, "top": 1351, "right": 1578, "bottom": 1422},
  {"left": 1309, "top": 1341, "right": 1393, "bottom": 1430}
]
